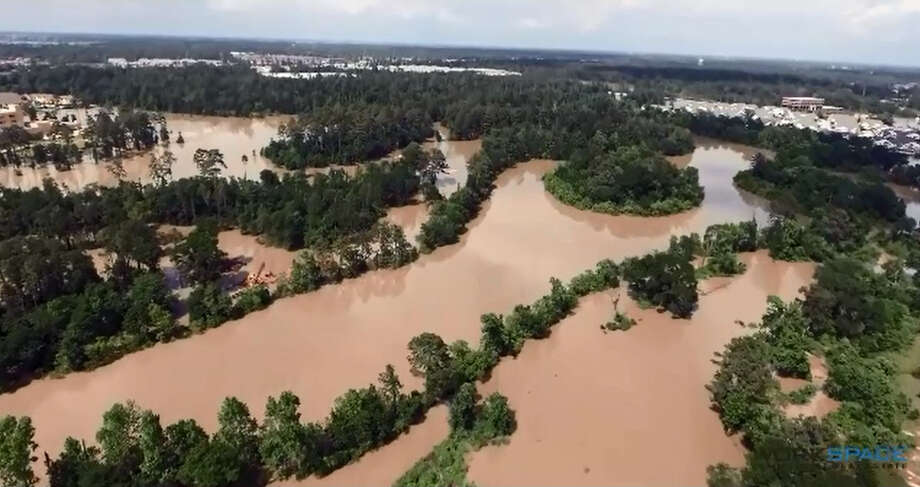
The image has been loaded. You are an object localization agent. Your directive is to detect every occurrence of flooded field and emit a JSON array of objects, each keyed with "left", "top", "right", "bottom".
[
  {"left": 0, "top": 114, "right": 287, "bottom": 190},
  {"left": 467, "top": 251, "right": 814, "bottom": 486},
  {"left": 0, "top": 138, "right": 779, "bottom": 481}
]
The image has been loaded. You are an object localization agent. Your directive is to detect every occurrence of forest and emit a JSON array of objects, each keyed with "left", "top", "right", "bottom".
[{"left": 261, "top": 104, "right": 433, "bottom": 168}]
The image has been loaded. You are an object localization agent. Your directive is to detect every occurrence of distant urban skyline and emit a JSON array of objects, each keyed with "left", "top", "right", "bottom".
[{"left": 4, "top": 0, "right": 920, "bottom": 67}]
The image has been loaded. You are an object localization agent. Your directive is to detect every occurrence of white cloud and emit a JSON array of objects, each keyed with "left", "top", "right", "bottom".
[
  {"left": 2, "top": 0, "right": 918, "bottom": 65},
  {"left": 517, "top": 17, "right": 547, "bottom": 30}
]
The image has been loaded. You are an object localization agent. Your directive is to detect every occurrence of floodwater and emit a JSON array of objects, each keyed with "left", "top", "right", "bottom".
[
  {"left": 0, "top": 114, "right": 286, "bottom": 191},
  {"left": 778, "top": 355, "right": 840, "bottom": 420},
  {"left": 218, "top": 229, "right": 297, "bottom": 285},
  {"left": 467, "top": 251, "right": 814, "bottom": 487},
  {"left": 385, "top": 204, "right": 431, "bottom": 244},
  {"left": 0, "top": 138, "right": 778, "bottom": 483},
  {"left": 888, "top": 182, "right": 920, "bottom": 223},
  {"left": 424, "top": 124, "right": 482, "bottom": 197}
]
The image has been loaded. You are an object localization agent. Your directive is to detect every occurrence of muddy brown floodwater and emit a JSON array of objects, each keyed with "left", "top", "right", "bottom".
[
  {"left": 0, "top": 137, "right": 780, "bottom": 483},
  {"left": 217, "top": 230, "right": 297, "bottom": 282},
  {"left": 778, "top": 355, "right": 840, "bottom": 420},
  {"left": 467, "top": 251, "right": 814, "bottom": 487},
  {"left": 424, "top": 123, "right": 482, "bottom": 197},
  {"left": 0, "top": 114, "right": 287, "bottom": 191}
]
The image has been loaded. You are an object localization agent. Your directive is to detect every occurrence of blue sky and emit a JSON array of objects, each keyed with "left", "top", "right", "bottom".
[{"left": 4, "top": 0, "right": 920, "bottom": 66}]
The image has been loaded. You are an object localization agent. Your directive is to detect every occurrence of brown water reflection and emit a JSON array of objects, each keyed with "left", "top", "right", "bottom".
[
  {"left": 0, "top": 114, "right": 286, "bottom": 190},
  {"left": 467, "top": 251, "right": 815, "bottom": 487},
  {"left": 385, "top": 204, "right": 431, "bottom": 244},
  {"left": 423, "top": 124, "right": 482, "bottom": 197},
  {"left": 0, "top": 140, "right": 777, "bottom": 483}
]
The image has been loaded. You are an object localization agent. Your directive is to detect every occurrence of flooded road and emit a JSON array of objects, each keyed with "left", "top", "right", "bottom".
[
  {"left": 0, "top": 114, "right": 286, "bottom": 190},
  {"left": 0, "top": 138, "right": 777, "bottom": 482},
  {"left": 467, "top": 251, "right": 814, "bottom": 487}
]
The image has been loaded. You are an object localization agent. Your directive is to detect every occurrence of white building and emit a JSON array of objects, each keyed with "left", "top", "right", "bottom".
[
  {"left": 781, "top": 97, "right": 825, "bottom": 112},
  {"left": 0, "top": 104, "right": 24, "bottom": 129}
]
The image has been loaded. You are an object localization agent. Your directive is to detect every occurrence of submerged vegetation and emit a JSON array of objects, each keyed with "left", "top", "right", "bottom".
[{"left": 603, "top": 311, "right": 636, "bottom": 332}]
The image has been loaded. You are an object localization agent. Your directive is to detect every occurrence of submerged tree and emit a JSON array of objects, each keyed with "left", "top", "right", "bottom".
[{"left": 193, "top": 148, "right": 226, "bottom": 178}]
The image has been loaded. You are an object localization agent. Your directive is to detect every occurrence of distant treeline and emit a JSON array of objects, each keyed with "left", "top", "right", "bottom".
[{"left": 575, "top": 63, "right": 920, "bottom": 115}]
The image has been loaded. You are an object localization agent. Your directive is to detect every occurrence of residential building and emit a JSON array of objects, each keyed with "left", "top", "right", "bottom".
[
  {"left": 781, "top": 96, "right": 826, "bottom": 112},
  {"left": 0, "top": 104, "right": 24, "bottom": 128}
]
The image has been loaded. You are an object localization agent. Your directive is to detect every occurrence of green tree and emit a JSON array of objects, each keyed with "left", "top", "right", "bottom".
[
  {"left": 259, "top": 391, "right": 317, "bottom": 479},
  {"left": 407, "top": 333, "right": 451, "bottom": 376},
  {"left": 95, "top": 402, "right": 142, "bottom": 473},
  {"left": 480, "top": 313, "right": 511, "bottom": 357},
  {"left": 215, "top": 397, "right": 259, "bottom": 465},
  {"left": 173, "top": 220, "right": 227, "bottom": 285},
  {"left": 0, "top": 416, "right": 38, "bottom": 487},
  {"left": 378, "top": 364, "right": 403, "bottom": 406},
  {"left": 149, "top": 149, "right": 175, "bottom": 187},
  {"left": 193, "top": 148, "right": 226, "bottom": 178},
  {"left": 448, "top": 383, "right": 477, "bottom": 432}
]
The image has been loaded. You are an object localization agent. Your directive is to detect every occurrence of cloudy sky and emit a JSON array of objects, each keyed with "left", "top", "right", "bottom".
[{"left": 3, "top": 0, "right": 920, "bottom": 66}]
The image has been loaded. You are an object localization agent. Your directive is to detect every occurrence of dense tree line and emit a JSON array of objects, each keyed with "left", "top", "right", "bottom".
[
  {"left": 262, "top": 104, "right": 433, "bottom": 168},
  {"left": 734, "top": 154, "right": 907, "bottom": 225},
  {"left": 0, "top": 157, "right": 419, "bottom": 248},
  {"left": 0, "top": 65, "right": 588, "bottom": 118}
]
